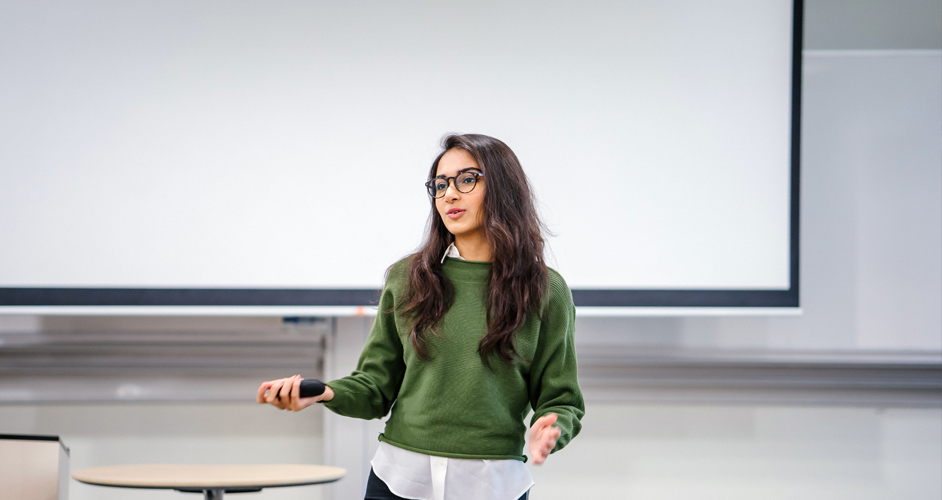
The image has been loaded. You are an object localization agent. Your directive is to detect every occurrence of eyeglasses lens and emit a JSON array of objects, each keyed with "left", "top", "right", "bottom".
[
  {"left": 456, "top": 173, "right": 477, "bottom": 193},
  {"left": 433, "top": 179, "right": 448, "bottom": 198},
  {"left": 428, "top": 173, "right": 479, "bottom": 198}
]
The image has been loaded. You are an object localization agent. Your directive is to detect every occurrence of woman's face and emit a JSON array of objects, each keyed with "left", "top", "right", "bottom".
[{"left": 434, "top": 148, "right": 486, "bottom": 240}]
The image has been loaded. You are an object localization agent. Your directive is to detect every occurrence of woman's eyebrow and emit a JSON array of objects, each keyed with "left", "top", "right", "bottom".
[{"left": 433, "top": 167, "right": 482, "bottom": 179}]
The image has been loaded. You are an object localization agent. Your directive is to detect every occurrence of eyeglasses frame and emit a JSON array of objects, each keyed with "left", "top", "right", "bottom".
[{"left": 425, "top": 169, "right": 485, "bottom": 199}]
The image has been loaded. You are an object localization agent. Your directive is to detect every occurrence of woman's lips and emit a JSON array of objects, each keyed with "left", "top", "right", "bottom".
[{"left": 447, "top": 209, "right": 466, "bottom": 219}]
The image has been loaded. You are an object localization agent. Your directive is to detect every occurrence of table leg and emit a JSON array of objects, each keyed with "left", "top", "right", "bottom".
[
  {"left": 204, "top": 488, "right": 224, "bottom": 500},
  {"left": 177, "top": 486, "right": 262, "bottom": 498}
]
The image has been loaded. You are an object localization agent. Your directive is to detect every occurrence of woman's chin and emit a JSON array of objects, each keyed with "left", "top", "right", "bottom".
[
  {"left": 441, "top": 218, "right": 483, "bottom": 241},
  {"left": 445, "top": 225, "right": 473, "bottom": 239}
]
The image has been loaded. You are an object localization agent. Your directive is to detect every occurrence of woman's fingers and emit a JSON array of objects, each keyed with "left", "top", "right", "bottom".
[
  {"left": 256, "top": 381, "right": 273, "bottom": 403},
  {"left": 532, "top": 413, "right": 558, "bottom": 435},
  {"left": 266, "top": 378, "right": 285, "bottom": 406},
  {"left": 543, "top": 434, "right": 556, "bottom": 453},
  {"left": 287, "top": 376, "right": 304, "bottom": 411},
  {"left": 269, "top": 376, "right": 296, "bottom": 408},
  {"left": 529, "top": 413, "right": 560, "bottom": 465},
  {"left": 533, "top": 434, "right": 553, "bottom": 465},
  {"left": 533, "top": 413, "right": 558, "bottom": 434},
  {"left": 539, "top": 440, "right": 556, "bottom": 460}
]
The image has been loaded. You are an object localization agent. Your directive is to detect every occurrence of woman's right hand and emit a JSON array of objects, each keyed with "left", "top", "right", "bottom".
[{"left": 256, "top": 374, "right": 334, "bottom": 412}]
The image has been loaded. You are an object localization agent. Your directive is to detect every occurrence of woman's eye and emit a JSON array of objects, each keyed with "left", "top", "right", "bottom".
[
  {"left": 436, "top": 181, "right": 448, "bottom": 190},
  {"left": 460, "top": 175, "right": 475, "bottom": 184}
]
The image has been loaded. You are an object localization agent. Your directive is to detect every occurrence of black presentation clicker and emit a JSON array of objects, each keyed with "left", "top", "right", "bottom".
[{"left": 299, "top": 379, "right": 326, "bottom": 398}]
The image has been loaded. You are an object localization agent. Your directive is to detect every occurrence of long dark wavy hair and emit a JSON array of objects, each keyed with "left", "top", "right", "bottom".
[{"left": 396, "top": 133, "right": 549, "bottom": 366}]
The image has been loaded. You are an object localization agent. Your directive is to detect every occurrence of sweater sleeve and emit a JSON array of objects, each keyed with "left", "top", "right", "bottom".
[
  {"left": 322, "top": 276, "right": 406, "bottom": 420},
  {"left": 527, "top": 272, "right": 585, "bottom": 453}
]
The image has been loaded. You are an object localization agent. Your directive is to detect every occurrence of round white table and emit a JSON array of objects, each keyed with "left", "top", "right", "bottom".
[{"left": 72, "top": 464, "right": 346, "bottom": 500}]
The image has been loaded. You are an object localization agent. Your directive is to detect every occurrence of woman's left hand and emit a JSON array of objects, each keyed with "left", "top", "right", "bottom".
[{"left": 528, "top": 413, "right": 561, "bottom": 465}]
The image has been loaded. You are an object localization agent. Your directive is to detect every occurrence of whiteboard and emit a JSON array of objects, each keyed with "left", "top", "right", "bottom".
[{"left": 0, "top": 0, "right": 798, "bottom": 307}]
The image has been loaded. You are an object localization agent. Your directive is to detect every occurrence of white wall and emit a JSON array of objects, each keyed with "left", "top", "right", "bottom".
[
  {"left": 527, "top": 404, "right": 941, "bottom": 500},
  {"left": 805, "top": 0, "right": 942, "bottom": 49}
]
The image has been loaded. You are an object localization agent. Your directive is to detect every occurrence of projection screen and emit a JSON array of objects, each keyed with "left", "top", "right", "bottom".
[{"left": 0, "top": 0, "right": 801, "bottom": 310}]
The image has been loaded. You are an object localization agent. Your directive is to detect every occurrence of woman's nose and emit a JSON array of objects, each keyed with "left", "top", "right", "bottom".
[{"left": 444, "top": 181, "right": 461, "bottom": 200}]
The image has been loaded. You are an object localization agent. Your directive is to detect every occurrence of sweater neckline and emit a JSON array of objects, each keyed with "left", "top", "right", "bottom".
[{"left": 442, "top": 257, "right": 490, "bottom": 283}]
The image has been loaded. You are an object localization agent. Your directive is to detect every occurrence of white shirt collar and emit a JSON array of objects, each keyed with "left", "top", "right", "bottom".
[{"left": 440, "top": 242, "right": 464, "bottom": 264}]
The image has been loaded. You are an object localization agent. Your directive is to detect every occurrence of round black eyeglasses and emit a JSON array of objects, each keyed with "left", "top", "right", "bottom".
[{"left": 425, "top": 171, "right": 484, "bottom": 199}]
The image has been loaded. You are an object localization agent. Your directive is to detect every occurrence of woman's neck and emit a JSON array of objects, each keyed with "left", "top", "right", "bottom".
[{"left": 454, "top": 233, "right": 492, "bottom": 262}]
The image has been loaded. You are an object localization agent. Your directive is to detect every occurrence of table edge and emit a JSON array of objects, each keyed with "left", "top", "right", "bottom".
[{"left": 72, "top": 477, "right": 344, "bottom": 490}]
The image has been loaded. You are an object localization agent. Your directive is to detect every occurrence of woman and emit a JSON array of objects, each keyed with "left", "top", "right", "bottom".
[{"left": 258, "top": 134, "right": 584, "bottom": 500}]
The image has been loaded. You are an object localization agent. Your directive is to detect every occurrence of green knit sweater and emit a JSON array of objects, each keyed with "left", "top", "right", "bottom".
[{"left": 323, "top": 257, "right": 585, "bottom": 462}]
